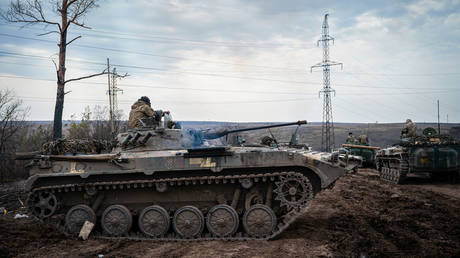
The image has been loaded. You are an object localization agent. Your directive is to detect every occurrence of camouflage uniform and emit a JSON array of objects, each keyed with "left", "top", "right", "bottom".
[
  {"left": 402, "top": 119, "right": 417, "bottom": 137},
  {"left": 357, "top": 134, "right": 368, "bottom": 145},
  {"left": 129, "top": 100, "right": 154, "bottom": 128},
  {"left": 346, "top": 133, "right": 356, "bottom": 144}
]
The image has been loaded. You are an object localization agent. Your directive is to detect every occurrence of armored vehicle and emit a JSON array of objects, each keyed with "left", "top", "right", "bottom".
[
  {"left": 18, "top": 118, "right": 356, "bottom": 241},
  {"left": 375, "top": 128, "right": 460, "bottom": 184},
  {"left": 340, "top": 143, "right": 380, "bottom": 167}
]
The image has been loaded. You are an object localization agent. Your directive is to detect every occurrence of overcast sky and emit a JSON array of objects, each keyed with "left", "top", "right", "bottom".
[{"left": 0, "top": 0, "right": 459, "bottom": 123}]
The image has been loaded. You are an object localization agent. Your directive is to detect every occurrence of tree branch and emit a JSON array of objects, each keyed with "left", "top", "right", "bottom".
[
  {"left": 1, "top": 0, "right": 62, "bottom": 32},
  {"left": 37, "top": 30, "right": 59, "bottom": 36},
  {"left": 64, "top": 0, "right": 97, "bottom": 31},
  {"left": 70, "top": 20, "right": 91, "bottom": 29},
  {"left": 115, "top": 73, "right": 130, "bottom": 79},
  {"left": 51, "top": 58, "right": 58, "bottom": 71},
  {"left": 66, "top": 35, "right": 81, "bottom": 45},
  {"left": 64, "top": 71, "right": 108, "bottom": 84},
  {"left": 68, "top": 0, "right": 80, "bottom": 6}
]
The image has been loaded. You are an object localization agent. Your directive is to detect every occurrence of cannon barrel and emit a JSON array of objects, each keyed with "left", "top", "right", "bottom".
[{"left": 203, "top": 120, "right": 307, "bottom": 140}]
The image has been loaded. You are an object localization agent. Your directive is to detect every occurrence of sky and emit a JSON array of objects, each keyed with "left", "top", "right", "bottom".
[{"left": 0, "top": 0, "right": 459, "bottom": 123}]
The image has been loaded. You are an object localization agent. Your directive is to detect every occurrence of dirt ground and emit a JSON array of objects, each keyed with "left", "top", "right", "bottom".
[{"left": 1, "top": 170, "right": 459, "bottom": 258}]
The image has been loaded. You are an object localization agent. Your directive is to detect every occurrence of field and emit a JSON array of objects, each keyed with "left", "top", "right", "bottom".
[
  {"left": 1, "top": 169, "right": 459, "bottom": 257},
  {"left": 179, "top": 122, "right": 460, "bottom": 150}
]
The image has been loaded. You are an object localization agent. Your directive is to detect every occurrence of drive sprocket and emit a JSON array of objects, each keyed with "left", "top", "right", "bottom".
[{"left": 273, "top": 172, "right": 313, "bottom": 211}]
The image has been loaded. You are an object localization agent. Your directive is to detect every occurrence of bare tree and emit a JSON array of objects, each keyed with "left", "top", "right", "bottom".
[
  {"left": 17, "top": 123, "right": 53, "bottom": 152},
  {"left": 66, "top": 105, "right": 125, "bottom": 141},
  {"left": 0, "top": 89, "right": 29, "bottom": 183},
  {"left": 92, "top": 105, "right": 125, "bottom": 141},
  {"left": 1, "top": 0, "right": 105, "bottom": 140}
]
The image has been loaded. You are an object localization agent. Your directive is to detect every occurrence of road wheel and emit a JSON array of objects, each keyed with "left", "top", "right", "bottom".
[
  {"left": 138, "top": 205, "right": 170, "bottom": 237},
  {"left": 172, "top": 206, "right": 204, "bottom": 238},
  {"left": 65, "top": 204, "right": 96, "bottom": 235},
  {"left": 101, "top": 205, "right": 132, "bottom": 236},
  {"left": 206, "top": 204, "right": 239, "bottom": 237},
  {"left": 243, "top": 204, "right": 276, "bottom": 238}
]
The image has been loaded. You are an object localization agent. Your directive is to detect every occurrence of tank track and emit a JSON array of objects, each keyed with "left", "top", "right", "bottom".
[
  {"left": 31, "top": 171, "right": 312, "bottom": 241},
  {"left": 378, "top": 157, "right": 408, "bottom": 184}
]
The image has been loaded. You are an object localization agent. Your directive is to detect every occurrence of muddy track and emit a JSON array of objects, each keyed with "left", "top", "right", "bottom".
[{"left": 1, "top": 169, "right": 460, "bottom": 257}]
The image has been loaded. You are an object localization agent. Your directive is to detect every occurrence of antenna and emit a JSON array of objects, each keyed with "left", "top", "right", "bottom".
[
  {"left": 437, "top": 100, "right": 440, "bottom": 135},
  {"left": 107, "top": 58, "right": 112, "bottom": 132},
  {"left": 311, "top": 14, "right": 343, "bottom": 152}
]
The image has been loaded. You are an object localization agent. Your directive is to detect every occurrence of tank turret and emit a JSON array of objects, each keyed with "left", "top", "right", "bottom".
[{"left": 116, "top": 120, "right": 307, "bottom": 151}]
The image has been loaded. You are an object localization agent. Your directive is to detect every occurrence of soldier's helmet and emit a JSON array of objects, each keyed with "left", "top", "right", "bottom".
[{"left": 139, "top": 96, "right": 151, "bottom": 106}]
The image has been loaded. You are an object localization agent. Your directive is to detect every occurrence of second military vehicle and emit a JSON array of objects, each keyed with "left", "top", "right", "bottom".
[
  {"left": 375, "top": 127, "right": 460, "bottom": 183},
  {"left": 340, "top": 143, "right": 380, "bottom": 167},
  {"left": 19, "top": 118, "right": 357, "bottom": 241}
]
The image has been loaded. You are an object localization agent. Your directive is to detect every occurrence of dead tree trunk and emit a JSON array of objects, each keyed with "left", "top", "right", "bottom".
[{"left": 54, "top": 3, "right": 68, "bottom": 139}]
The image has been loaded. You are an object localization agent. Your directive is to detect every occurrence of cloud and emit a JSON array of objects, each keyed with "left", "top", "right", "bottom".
[
  {"left": 1, "top": 0, "right": 460, "bottom": 123},
  {"left": 406, "top": 0, "right": 446, "bottom": 16},
  {"left": 354, "top": 11, "right": 392, "bottom": 32},
  {"left": 444, "top": 12, "right": 460, "bottom": 26},
  {"left": 1, "top": 44, "right": 56, "bottom": 57}
]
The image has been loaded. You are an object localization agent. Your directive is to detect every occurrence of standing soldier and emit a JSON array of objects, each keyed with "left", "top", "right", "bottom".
[
  {"left": 346, "top": 132, "right": 356, "bottom": 144},
  {"left": 357, "top": 132, "right": 369, "bottom": 145},
  {"left": 402, "top": 119, "right": 417, "bottom": 138}
]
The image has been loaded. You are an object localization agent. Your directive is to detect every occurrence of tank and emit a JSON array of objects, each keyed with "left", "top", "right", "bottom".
[
  {"left": 17, "top": 118, "right": 357, "bottom": 240},
  {"left": 340, "top": 143, "right": 380, "bottom": 167},
  {"left": 375, "top": 127, "right": 460, "bottom": 183}
]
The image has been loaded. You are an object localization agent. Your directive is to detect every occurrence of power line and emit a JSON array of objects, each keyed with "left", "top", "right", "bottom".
[
  {"left": 0, "top": 33, "right": 307, "bottom": 71},
  {"left": 339, "top": 71, "right": 460, "bottom": 76},
  {"left": 4, "top": 28, "right": 460, "bottom": 77},
  {"left": 340, "top": 55, "right": 435, "bottom": 121},
  {"left": 5, "top": 32, "right": 459, "bottom": 81},
  {"left": 17, "top": 95, "right": 317, "bottom": 105},
  {"left": 0, "top": 74, "right": 317, "bottom": 95},
  {"left": 0, "top": 50, "right": 106, "bottom": 66},
  {"left": 2, "top": 50, "right": 460, "bottom": 90},
  {"left": 342, "top": 62, "right": 424, "bottom": 119},
  {"left": 0, "top": 59, "right": 104, "bottom": 72},
  {"left": 3, "top": 53, "right": 460, "bottom": 91},
  {"left": 1, "top": 75, "right": 458, "bottom": 96},
  {"left": 334, "top": 100, "right": 393, "bottom": 123},
  {"left": 0, "top": 23, "right": 314, "bottom": 50}
]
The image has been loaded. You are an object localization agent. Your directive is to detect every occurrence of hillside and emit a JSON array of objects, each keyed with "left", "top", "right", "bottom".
[{"left": 24, "top": 121, "right": 460, "bottom": 150}]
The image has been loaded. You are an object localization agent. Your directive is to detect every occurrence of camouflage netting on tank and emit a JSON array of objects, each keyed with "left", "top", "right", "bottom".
[
  {"left": 42, "top": 139, "right": 114, "bottom": 155},
  {"left": 400, "top": 134, "right": 458, "bottom": 147}
]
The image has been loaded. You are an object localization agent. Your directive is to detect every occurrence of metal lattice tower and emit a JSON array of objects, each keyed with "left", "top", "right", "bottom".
[
  {"left": 107, "top": 58, "right": 124, "bottom": 135},
  {"left": 311, "top": 14, "right": 343, "bottom": 152},
  {"left": 110, "top": 67, "right": 123, "bottom": 118}
]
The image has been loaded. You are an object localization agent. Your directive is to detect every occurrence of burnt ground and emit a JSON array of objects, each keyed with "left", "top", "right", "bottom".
[{"left": 0, "top": 170, "right": 459, "bottom": 258}]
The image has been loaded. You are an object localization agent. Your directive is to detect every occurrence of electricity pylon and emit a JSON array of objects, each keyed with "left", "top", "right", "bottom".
[{"left": 311, "top": 14, "right": 343, "bottom": 152}]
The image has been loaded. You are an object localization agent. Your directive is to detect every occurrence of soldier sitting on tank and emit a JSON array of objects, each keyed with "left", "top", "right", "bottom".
[
  {"left": 129, "top": 96, "right": 176, "bottom": 129},
  {"left": 346, "top": 132, "right": 356, "bottom": 144},
  {"left": 402, "top": 119, "right": 417, "bottom": 138},
  {"left": 128, "top": 96, "right": 155, "bottom": 128}
]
